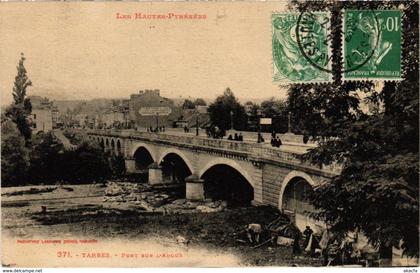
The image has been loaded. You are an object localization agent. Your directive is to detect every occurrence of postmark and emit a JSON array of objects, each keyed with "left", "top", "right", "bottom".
[
  {"left": 272, "top": 12, "right": 331, "bottom": 83},
  {"left": 296, "top": 11, "right": 333, "bottom": 74},
  {"left": 343, "top": 10, "right": 402, "bottom": 80}
]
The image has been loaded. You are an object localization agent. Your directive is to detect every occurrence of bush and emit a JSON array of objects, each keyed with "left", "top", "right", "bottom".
[
  {"left": 1, "top": 118, "right": 30, "bottom": 186},
  {"left": 63, "top": 139, "right": 112, "bottom": 183},
  {"left": 2, "top": 130, "right": 113, "bottom": 186}
]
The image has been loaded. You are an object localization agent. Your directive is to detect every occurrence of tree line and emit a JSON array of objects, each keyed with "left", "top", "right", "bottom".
[
  {"left": 207, "top": 87, "right": 290, "bottom": 134},
  {"left": 1, "top": 54, "right": 112, "bottom": 187}
]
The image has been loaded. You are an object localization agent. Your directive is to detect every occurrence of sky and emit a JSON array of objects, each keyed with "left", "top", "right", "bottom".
[{"left": 0, "top": 2, "right": 290, "bottom": 106}]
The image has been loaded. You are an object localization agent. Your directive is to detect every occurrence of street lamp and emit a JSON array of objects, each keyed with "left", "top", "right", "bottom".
[
  {"left": 287, "top": 111, "right": 292, "bottom": 133},
  {"left": 230, "top": 110, "right": 234, "bottom": 130},
  {"left": 155, "top": 100, "right": 163, "bottom": 133},
  {"left": 196, "top": 114, "right": 199, "bottom": 136},
  {"left": 257, "top": 109, "right": 262, "bottom": 143},
  {"left": 156, "top": 112, "right": 159, "bottom": 132}
]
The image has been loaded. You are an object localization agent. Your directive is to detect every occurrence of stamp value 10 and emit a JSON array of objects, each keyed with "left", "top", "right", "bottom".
[
  {"left": 344, "top": 10, "right": 402, "bottom": 80},
  {"left": 272, "top": 9, "right": 402, "bottom": 82}
]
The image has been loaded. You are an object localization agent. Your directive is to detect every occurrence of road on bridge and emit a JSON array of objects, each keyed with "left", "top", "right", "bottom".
[{"left": 128, "top": 127, "right": 314, "bottom": 155}]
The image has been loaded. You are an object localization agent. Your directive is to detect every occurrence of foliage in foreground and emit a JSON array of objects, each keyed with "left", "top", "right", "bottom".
[
  {"left": 1, "top": 127, "right": 112, "bottom": 186},
  {"left": 288, "top": 1, "right": 419, "bottom": 257},
  {"left": 1, "top": 118, "right": 30, "bottom": 186}
]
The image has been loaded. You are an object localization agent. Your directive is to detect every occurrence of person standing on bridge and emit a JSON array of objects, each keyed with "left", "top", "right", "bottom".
[
  {"left": 258, "top": 132, "right": 265, "bottom": 143},
  {"left": 276, "top": 136, "right": 282, "bottom": 147}
]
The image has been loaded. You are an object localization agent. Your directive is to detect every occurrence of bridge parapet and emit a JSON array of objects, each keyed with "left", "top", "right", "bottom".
[{"left": 86, "top": 129, "right": 341, "bottom": 176}]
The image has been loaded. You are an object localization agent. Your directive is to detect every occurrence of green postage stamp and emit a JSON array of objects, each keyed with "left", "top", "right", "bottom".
[
  {"left": 272, "top": 12, "right": 332, "bottom": 83},
  {"left": 272, "top": 10, "right": 402, "bottom": 82},
  {"left": 343, "top": 10, "right": 402, "bottom": 80}
]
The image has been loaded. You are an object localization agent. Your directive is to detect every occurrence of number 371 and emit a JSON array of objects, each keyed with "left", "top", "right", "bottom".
[{"left": 57, "top": 251, "right": 71, "bottom": 258}]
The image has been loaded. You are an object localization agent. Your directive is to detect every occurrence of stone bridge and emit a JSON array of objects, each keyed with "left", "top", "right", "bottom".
[{"left": 85, "top": 129, "right": 340, "bottom": 230}]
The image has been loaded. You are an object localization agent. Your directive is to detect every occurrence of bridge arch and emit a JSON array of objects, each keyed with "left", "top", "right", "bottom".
[
  {"left": 199, "top": 158, "right": 255, "bottom": 188},
  {"left": 130, "top": 143, "right": 156, "bottom": 162},
  {"left": 131, "top": 144, "right": 155, "bottom": 172},
  {"left": 199, "top": 158, "right": 254, "bottom": 205},
  {"left": 278, "top": 170, "right": 325, "bottom": 232},
  {"left": 99, "top": 138, "right": 105, "bottom": 149},
  {"left": 105, "top": 138, "right": 110, "bottom": 149},
  {"left": 157, "top": 148, "right": 194, "bottom": 175},
  {"left": 116, "top": 139, "right": 122, "bottom": 156},
  {"left": 110, "top": 139, "right": 115, "bottom": 154},
  {"left": 278, "top": 170, "right": 316, "bottom": 211}
]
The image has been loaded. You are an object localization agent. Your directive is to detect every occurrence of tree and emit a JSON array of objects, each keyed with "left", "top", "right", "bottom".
[
  {"left": 1, "top": 116, "right": 30, "bottom": 186},
  {"left": 288, "top": 1, "right": 419, "bottom": 257},
  {"left": 182, "top": 99, "right": 196, "bottom": 109},
  {"left": 27, "top": 132, "right": 112, "bottom": 184},
  {"left": 208, "top": 88, "right": 247, "bottom": 131},
  {"left": 27, "top": 132, "right": 66, "bottom": 183},
  {"left": 64, "top": 139, "right": 112, "bottom": 182},
  {"left": 260, "top": 98, "right": 289, "bottom": 133},
  {"left": 244, "top": 101, "right": 260, "bottom": 131},
  {"left": 5, "top": 53, "right": 32, "bottom": 142},
  {"left": 194, "top": 98, "right": 207, "bottom": 106}
]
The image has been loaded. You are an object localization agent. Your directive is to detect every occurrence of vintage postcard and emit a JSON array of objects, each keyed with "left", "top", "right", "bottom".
[{"left": 1, "top": 0, "right": 418, "bottom": 271}]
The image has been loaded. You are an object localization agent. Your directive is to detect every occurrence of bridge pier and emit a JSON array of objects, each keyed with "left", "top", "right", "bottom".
[
  {"left": 124, "top": 157, "right": 137, "bottom": 174},
  {"left": 185, "top": 175, "right": 205, "bottom": 201},
  {"left": 148, "top": 162, "right": 163, "bottom": 185}
]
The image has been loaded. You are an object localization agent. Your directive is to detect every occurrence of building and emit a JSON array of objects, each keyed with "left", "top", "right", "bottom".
[
  {"left": 95, "top": 100, "right": 129, "bottom": 129},
  {"left": 99, "top": 108, "right": 125, "bottom": 128},
  {"left": 175, "top": 106, "right": 210, "bottom": 129},
  {"left": 28, "top": 96, "right": 55, "bottom": 133},
  {"left": 51, "top": 106, "right": 61, "bottom": 128},
  {"left": 129, "top": 89, "right": 181, "bottom": 129},
  {"left": 74, "top": 113, "right": 87, "bottom": 128}
]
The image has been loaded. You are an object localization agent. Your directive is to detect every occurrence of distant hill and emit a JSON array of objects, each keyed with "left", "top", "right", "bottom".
[
  {"left": 53, "top": 98, "right": 127, "bottom": 114},
  {"left": 53, "top": 100, "right": 87, "bottom": 113}
]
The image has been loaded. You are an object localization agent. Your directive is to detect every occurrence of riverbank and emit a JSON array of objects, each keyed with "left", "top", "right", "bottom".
[{"left": 2, "top": 182, "right": 322, "bottom": 267}]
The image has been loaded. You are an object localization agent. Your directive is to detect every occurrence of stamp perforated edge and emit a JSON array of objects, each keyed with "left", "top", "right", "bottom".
[
  {"left": 271, "top": 11, "right": 333, "bottom": 85},
  {"left": 342, "top": 8, "right": 404, "bottom": 82}
]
